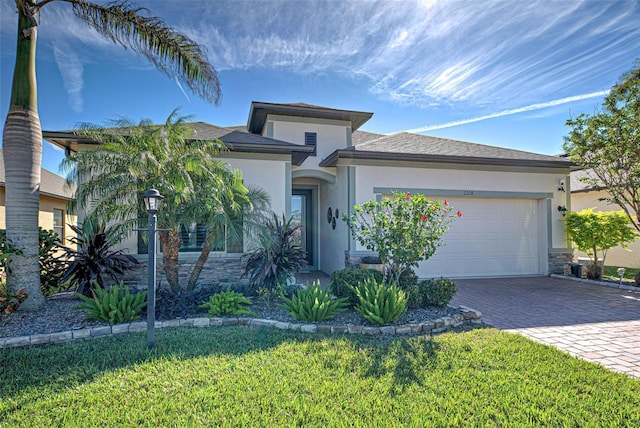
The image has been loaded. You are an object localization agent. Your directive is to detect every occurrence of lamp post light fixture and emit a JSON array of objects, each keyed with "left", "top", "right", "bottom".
[
  {"left": 143, "top": 189, "right": 164, "bottom": 349},
  {"left": 617, "top": 267, "right": 626, "bottom": 285}
]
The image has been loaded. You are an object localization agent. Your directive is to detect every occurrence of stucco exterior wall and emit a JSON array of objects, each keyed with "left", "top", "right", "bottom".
[
  {"left": 317, "top": 166, "right": 350, "bottom": 274},
  {"left": 571, "top": 189, "right": 639, "bottom": 268},
  {"left": 0, "top": 188, "right": 76, "bottom": 247},
  {"left": 349, "top": 163, "right": 570, "bottom": 277},
  {"left": 267, "top": 115, "right": 350, "bottom": 171},
  {"left": 355, "top": 164, "right": 568, "bottom": 244}
]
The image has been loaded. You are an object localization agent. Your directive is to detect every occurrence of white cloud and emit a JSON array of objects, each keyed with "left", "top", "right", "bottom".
[
  {"left": 53, "top": 42, "right": 84, "bottom": 113},
  {"left": 402, "top": 90, "right": 610, "bottom": 133},
  {"left": 168, "top": 0, "right": 637, "bottom": 110},
  {"left": 8, "top": 0, "right": 636, "bottom": 111}
]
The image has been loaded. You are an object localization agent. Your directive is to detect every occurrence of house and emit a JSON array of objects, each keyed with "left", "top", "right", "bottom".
[
  {"left": 44, "top": 102, "right": 573, "bottom": 285},
  {"left": 570, "top": 169, "right": 639, "bottom": 268},
  {"left": 0, "top": 149, "right": 76, "bottom": 245}
]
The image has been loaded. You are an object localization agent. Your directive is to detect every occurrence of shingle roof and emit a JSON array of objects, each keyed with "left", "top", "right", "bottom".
[
  {"left": 43, "top": 122, "right": 314, "bottom": 166},
  {"left": 351, "top": 130, "right": 385, "bottom": 146},
  {"left": 0, "top": 150, "right": 74, "bottom": 200},
  {"left": 358, "top": 132, "right": 568, "bottom": 162},
  {"left": 320, "top": 132, "right": 574, "bottom": 168}
]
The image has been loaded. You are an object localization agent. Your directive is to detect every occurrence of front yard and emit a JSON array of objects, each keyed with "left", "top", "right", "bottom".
[{"left": 1, "top": 327, "right": 638, "bottom": 426}]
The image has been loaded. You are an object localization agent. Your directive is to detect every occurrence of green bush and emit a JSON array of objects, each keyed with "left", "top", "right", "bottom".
[
  {"left": 199, "top": 286, "right": 256, "bottom": 317},
  {"left": 329, "top": 268, "right": 383, "bottom": 307},
  {"left": 351, "top": 278, "right": 407, "bottom": 325},
  {"left": 280, "top": 280, "right": 348, "bottom": 322},
  {"left": 420, "top": 277, "right": 457, "bottom": 307},
  {"left": 0, "top": 280, "right": 28, "bottom": 314},
  {"left": 38, "top": 228, "right": 69, "bottom": 296},
  {"left": 73, "top": 281, "right": 147, "bottom": 324},
  {"left": 0, "top": 228, "right": 68, "bottom": 296}
]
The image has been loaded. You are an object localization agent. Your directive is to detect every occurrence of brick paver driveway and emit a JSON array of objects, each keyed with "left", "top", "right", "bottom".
[{"left": 451, "top": 277, "right": 640, "bottom": 377}]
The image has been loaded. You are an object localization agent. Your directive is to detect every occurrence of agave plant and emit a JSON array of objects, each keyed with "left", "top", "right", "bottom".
[
  {"left": 242, "top": 213, "right": 307, "bottom": 291},
  {"left": 62, "top": 223, "right": 139, "bottom": 297}
]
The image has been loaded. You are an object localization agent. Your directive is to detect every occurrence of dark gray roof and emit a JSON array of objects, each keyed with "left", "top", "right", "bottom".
[
  {"left": 247, "top": 101, "right": 373, "bottom": 134},
  {"left": 43, "top": 122, "right": 314, "bottom": 166},
  {"left": 0, "top": 150, "right": 74, "bottom": 200},
  {"left": 320, "top": 132, "right": 574, "bottom": 169}
]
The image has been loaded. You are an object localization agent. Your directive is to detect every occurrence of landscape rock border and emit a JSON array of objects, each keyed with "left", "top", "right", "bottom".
[
  {"left": 0, "top": 305, "right": 482, "bottom": 349},
  {"left": 550, "top": 274, "right": 639, "bottom": 292}
]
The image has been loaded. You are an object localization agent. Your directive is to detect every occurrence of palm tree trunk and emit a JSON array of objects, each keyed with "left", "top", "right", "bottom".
[
  {"left": 187, "top": 238, "right": 211, "bottom": 291},
  {"left": 159, "top": 230, "right": 182, "bottom": 292},
  {"left": 3, "top": 1, "right": 44, "bottom": 309}
]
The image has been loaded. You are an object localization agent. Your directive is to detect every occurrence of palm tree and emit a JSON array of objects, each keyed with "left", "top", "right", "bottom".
[
  {"left": 185, "top": 175, "right": 271, "bottom": 290},
  {"left": 64, "top": 111, "right": 267, "bottom": 292},
  {"left": 3, "top": 0, "right": 220, "bottom": 309}
]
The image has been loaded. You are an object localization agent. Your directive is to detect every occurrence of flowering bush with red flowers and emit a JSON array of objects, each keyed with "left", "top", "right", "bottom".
[{"left": 344, "top": 191, "right": 461, "bottom": 284}]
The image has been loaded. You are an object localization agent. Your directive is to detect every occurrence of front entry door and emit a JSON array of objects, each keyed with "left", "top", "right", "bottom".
[{"left": 291, "top": 189, "right": 314, "bottom": 268}]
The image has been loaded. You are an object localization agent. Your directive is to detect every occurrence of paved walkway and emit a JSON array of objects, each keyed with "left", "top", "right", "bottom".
[{"left": 451, "top": 277, "right": 640, "bottom": 377}]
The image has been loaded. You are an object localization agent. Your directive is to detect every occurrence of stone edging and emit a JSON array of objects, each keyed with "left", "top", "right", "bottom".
[
  {"left": 0, "top": 306, "right": 482, "bottom": 349},
  {"left": 550, "top": 274, "right": 640, "bottom": 292}
]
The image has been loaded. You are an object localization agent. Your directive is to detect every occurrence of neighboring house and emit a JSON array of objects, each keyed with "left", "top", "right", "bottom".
[
  {"left": 44, "top": 102, "right": 573, "bottom": 284},
  {"left": 570, "top": 169, "right": 639, "bottom": 268},
  {"left": 0, "top": 149, "right": 76, "bottom": 246}
]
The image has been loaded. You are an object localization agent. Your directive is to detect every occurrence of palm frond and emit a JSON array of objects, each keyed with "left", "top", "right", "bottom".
[{"left": 68, "top": 0, "right": 220, "bottom": 104}]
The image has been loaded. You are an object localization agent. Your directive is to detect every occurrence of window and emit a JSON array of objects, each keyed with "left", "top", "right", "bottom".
[
  {"left": 305, "top": 132, "right": 317, "bottom": 156},
  {"left": 53, "top": 209, "right": 64, "bottom": 241},
  {"left": 137, "top": 221, "right": 243, "bottom": 254},
  {"left": 178, "top": 223, "right": 243, "bottom": 253}
]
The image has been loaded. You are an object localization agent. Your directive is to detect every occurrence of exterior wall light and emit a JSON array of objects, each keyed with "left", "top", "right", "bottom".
[
  {"left": 557, "top": 205, "right": 568, "bottom": 217},
  {"left": 558, "top": 178, "right": 565, "bottom": 192},
  {"left": 143, "top": 188, "right": 164, "bottom": 349}
]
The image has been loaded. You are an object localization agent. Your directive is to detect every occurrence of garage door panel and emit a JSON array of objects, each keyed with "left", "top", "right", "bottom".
[{"left": 416, "top": 197, "right": 541, "bottom": 278}]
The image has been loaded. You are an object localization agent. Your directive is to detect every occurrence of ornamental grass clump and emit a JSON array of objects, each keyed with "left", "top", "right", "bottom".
[
  {"left": 199, "top": 286, "right": 256, "bottom": 317},
  {"left": 280, "top": 280, "right": 348, "bottom": 322},
  {"left": 73, "top": 281, "right": 147, "bottom": 324},
  {"left": 351, "top": 278, "right": 407, "bottom": 325},
  {"left": 328, "top": 268, "right": 383, "bottom": 307}
]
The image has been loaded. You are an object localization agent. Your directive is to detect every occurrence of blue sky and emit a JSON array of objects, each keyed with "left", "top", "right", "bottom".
[{"left": 1, "top": 0, "right": 638, "bottom": 175}]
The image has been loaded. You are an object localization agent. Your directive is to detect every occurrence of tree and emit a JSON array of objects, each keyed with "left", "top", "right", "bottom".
[
  {"left": 185, "top": 174, "right": 271, "bottom": 290},
  {"left": 565, "top": 209, "right": 638, "bottom": 279},
  {"left": 3, "top": 0, "right": 220, "bottom": 309},
  {"left": 64, "top": 111, "right": 266, "bottom": 292},
  {"left": 344, "top": 192, "right": 461, "bottom": 284},
  {"left": 563, "top": 61, "right": 640, "bottom": 233}
]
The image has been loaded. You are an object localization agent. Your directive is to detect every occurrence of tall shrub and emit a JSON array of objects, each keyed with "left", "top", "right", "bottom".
[
  {"left": 565, "top": 209, "right": 638, "bottom": 279},
  {"left": 344, "top": 192, "right": 461, "bottom": 284}
]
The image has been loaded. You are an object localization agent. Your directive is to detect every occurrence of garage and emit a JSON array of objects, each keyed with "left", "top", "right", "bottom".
[{"left": 417, "top": 197, "right": 544, "bottom": 278}]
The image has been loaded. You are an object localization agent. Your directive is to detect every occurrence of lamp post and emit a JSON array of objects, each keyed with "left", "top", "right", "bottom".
[{"left": 143, "top": 189, "right": 164, "bottom": 349}]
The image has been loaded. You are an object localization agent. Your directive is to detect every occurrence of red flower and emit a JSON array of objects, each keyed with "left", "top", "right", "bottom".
[
  {"left": 443, "top": 199, "right": 448, "bottom": 206},
  {"left": 405, "top": 192, "right": 411, "bottom": 200},
  {"left": 421, "top": 215, "right": 427, "bottom": 221},
  {"left": 457, "top": 210, "right": 463, "bottom": 217}
]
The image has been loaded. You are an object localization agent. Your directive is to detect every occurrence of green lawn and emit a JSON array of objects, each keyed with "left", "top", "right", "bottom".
[
  {"left": 604, "top": 265, "right": 639, "bottom": 282},
  {"left": 1, "top": 327, "right": 638, "bottom": 427}
]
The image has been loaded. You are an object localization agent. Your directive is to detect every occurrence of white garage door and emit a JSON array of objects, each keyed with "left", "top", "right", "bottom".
[{"left": 417, "top": 197, "right": 543, "bottom": 278}]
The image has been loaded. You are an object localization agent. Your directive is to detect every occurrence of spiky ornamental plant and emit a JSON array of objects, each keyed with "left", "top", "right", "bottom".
[
  {"left": 242, "top": 213, "right": 308, "bottom": 291},
  {"left": 4, "top": 0, "right": 220, "bottom": 309},
  {"left": 61, "top": 223, "right": 139, "bottom": 297},
  {"left": 350, "top": 278, "right": 407, "bottom": 326},
  {"left": 280, "top": 280, "right": 348, "bottom": 322}
]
